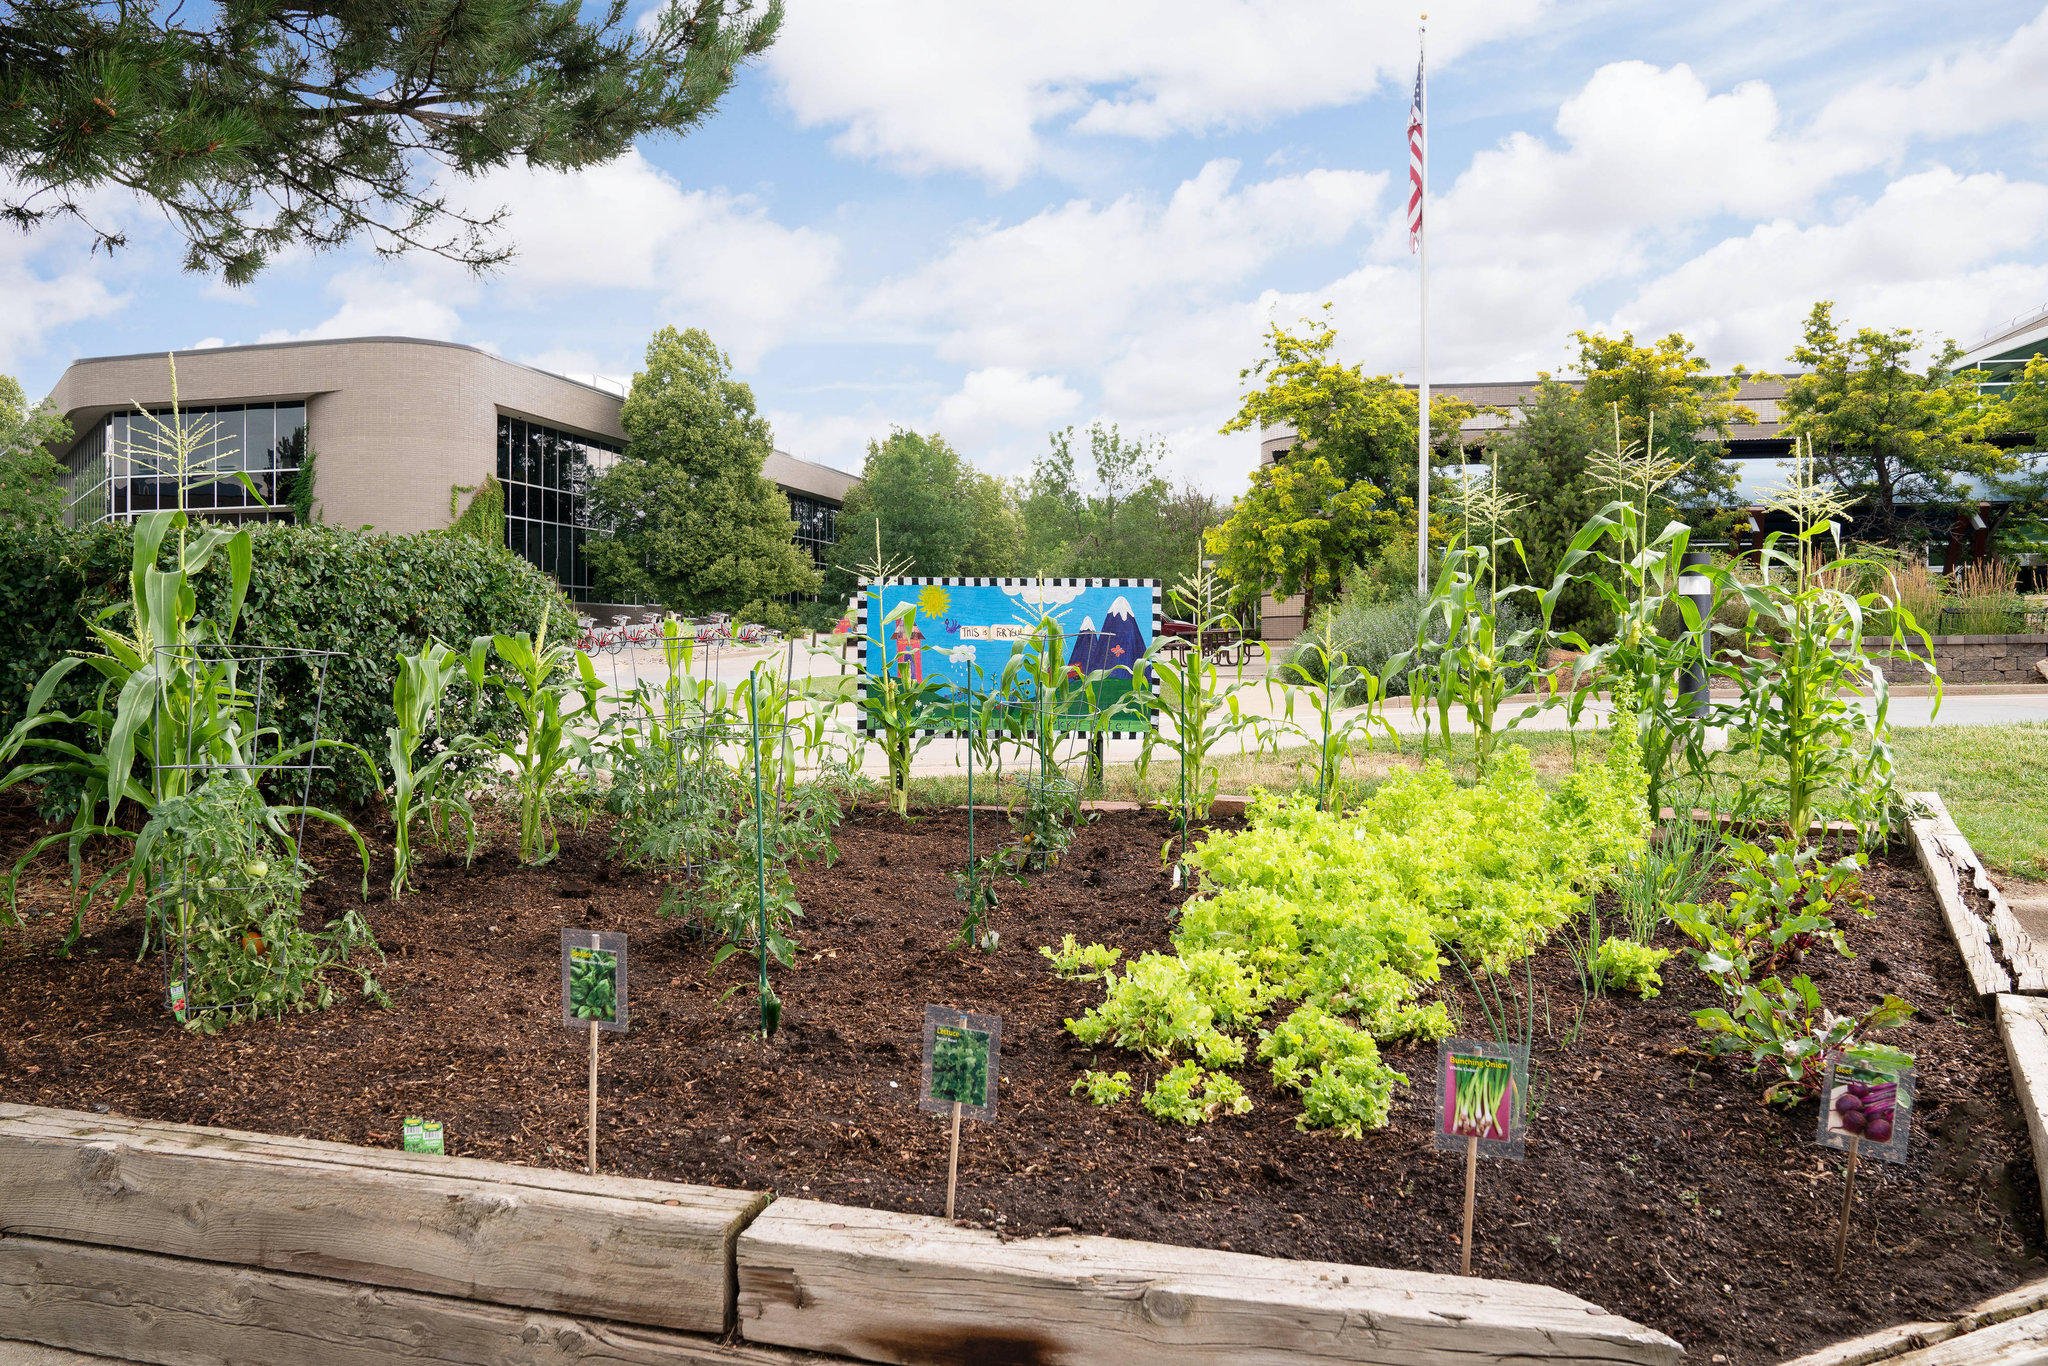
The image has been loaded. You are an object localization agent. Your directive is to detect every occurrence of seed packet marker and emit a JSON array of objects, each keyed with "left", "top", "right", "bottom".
[
  {"left": 1816, "top": 1055, "right": 1912, "bottom": 1275},
  {"left": 920, "top": 1005, "right": 1000, "bottom": 1219},
  {"left": 562, "top": 929, "right": 628, "bottom": 1174},
  {"left": 1434, "top": 1038, "right": 1529, "bottom": 1276}
]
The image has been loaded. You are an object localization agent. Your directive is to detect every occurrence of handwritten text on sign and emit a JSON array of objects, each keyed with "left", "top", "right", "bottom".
[{"left": 957, "top": 624, "right": 1035, "bottom": 642}]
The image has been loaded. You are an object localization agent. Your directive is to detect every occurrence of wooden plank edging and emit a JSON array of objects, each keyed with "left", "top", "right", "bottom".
[
  {"left": 1904, "top": 792, "right": 2018, "bottom": 998},
  {"left": 0, "top": 1103, "right": 765, "bottom": 1336},
  {"left": 0, "top": 1235, "right": 829, "bottom": 1366},
  {"left": 736, "top": 1198, "right": 1683, "bottom": 1366}
]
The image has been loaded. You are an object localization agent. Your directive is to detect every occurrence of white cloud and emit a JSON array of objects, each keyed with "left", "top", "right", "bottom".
[
  {"left": 0, "top": 176, "right": 129, "bottom": 375},
  {"left": 768, "top": 0, "right": 1545, "bottom": 184},
  {"left": 932, "top": 367, "right": 1080, "bottom": 444},
  {"left": 866, "top": 159, "right": 1381, "bottom": 372},
  {"left": 1812, "top": 8, "right": 2048, "bottom": 155},
  {"left": 1614, "top": 169, "right": 2048, "bottom": 368},
  {"left": 258, "top": 271, "right": 466, "bottom": 344}
]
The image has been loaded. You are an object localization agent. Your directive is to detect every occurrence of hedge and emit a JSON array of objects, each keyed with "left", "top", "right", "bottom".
[{"left": 0, "top": 521, "right": 571, "bottom": 808}]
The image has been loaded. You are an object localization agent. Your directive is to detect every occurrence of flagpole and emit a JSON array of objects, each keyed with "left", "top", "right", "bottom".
[{"left": 1416, "top": 15, "right": 1431, "bottom": 596}]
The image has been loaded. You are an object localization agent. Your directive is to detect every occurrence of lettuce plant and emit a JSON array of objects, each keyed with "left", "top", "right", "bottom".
[
  {"left": 1142, "top": 1062, "right": 1250, "bottom": 1125},
  {"left": 1591, "top": 937, "right": 1670, "bottom": 999},
  {"left": 1069, "top": 1070, "right": 1132, "bottom": 1105}
]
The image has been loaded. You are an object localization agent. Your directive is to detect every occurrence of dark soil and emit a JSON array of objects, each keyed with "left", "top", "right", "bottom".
[{"left": 0, "top": 794, "right": 2038, "bottom": 1364}]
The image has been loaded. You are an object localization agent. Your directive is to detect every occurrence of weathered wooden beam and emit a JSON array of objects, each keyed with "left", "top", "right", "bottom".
[
  {"left": 1996, "top": 996, "right": 2048, "bottom": 1232},
  {"left": 0, "top": 1236, "right": 828, "bottom": 1366},
  {"left": 736, "top": 1199, "right": 1683, "bottom": 1366},
  {"left": 1775, "top": 1321, "right": 1956, "bottom": 1366},
  {"left": 0, "top": 1342, "right": 133, "bottom": 1366},
  {"left": 0, "top": 1104, "right": 765, "bottom": 1336},
  {"left": 1883, "top": 1307, "right": 2048, "bottom": 1366},
  {"left": 1906, "top": 793, "right": 2015, "bottom": 998}
]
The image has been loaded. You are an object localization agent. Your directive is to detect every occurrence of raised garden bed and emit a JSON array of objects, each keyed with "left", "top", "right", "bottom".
[{"left": 0, "top": 797, "right": 2041, "bottom": 1364}]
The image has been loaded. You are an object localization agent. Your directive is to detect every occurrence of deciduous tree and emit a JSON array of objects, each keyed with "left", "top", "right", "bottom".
[
  {"left": 823, "top": 429, "right": 977, "bottom": 597},
  {"left": 0, "top": 374, "right": 69, "bottom": 528},
  {"left": 1779, "top": 302, "right": 2011, "bottom": 538},
  {"left": 1222, "top": 305, "right": 1476, "bottom": 501},
  {"left": 1567, "top": 328, "right": 1748, "bottom": 513},
  {"left": 1205, "top": 454, "right": 1401, "bottom": 621},
  {"left": 584, "top": 326, "right": 817, "bottom": 616}
]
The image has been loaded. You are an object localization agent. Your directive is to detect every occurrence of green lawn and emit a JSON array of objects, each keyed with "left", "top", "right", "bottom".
[{"left": 907, "top": 722, "right": 2048, "bottom": 879}]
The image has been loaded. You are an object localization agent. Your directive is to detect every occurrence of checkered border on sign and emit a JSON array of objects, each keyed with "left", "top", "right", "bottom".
[{"left": 854, "top": 578, "right": 1162, "bottom": 738}]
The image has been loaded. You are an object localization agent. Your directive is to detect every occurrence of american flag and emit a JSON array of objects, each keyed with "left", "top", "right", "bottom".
[{"left": 1406, "top": 57, "right": 1425, "bottom": 252}]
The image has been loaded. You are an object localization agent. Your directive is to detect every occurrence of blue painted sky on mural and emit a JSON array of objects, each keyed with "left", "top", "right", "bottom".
[{"left": 8, "top": 2, "right": 2048, "bottom": 492}]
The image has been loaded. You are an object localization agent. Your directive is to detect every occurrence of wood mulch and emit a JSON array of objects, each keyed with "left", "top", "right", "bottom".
[{"left": 0, "top": 792, "right": 2038, "bottom": 1364}]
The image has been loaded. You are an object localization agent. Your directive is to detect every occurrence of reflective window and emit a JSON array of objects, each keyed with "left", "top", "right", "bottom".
[
  {"left": 497, "top": 414, "right": 617, "bottom": 598},
  {"left": 64, "top": 401, "right": 308, "bottom": 527},
  {"left": 786, "top": 491, "right": 839, "bottom": 568}
]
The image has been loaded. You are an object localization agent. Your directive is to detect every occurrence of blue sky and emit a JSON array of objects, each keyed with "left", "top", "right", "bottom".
[{"left": 8, "top": 1, "right": 2048, "bottom": 492}]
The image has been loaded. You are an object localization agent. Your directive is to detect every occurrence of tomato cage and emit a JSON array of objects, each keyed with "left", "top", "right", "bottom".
[{"left": 144, "top": 642, "right": 345, "bottom": 1023}]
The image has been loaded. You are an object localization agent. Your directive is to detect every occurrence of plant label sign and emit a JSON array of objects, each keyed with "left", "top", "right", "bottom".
[
  {"left": 1434, "top": 1038, "right": 1529, "bottom": 1159},
  {"left": 1817, "top": 1056, "right": 1913, "bottom": 1164},
  {"left": 561, "top": 929, "right": 628, "bottom": 1033},
  {"left": 920, "top": 1005, "right": 1000, "bottom": 1122},
  {"left": 402, "top": 1117, "right": 445, "bottom": 1154},
  {"left": 166, "top": 978, "right": 188, "bottom": 1023}
]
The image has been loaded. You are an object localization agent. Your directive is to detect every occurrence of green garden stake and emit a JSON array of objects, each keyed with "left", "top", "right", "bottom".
[{"left": 750, "top": 672, "right": 776, "bottom": 1038}]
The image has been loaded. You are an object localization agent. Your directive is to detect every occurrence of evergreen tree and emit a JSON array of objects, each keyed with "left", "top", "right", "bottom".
[
  {"left": 0, "top": 0, "right": 780, "bottom": 280},
  {"left": 1780, "top": 302, "right": 2011, "bottom": 539},
  {"left": 0, "top": 374, "right": 69, "bottom": 528},
  {"left": 584, "top": 326, "right": 817, "bottom": 616},
  {"left": 1490, "top": 380, "right": 1610, "bottom": 635}
]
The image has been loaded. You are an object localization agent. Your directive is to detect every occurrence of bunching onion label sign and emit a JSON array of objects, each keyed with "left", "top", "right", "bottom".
[
  {"left": 561, "top": 929, "right": 629, "bottom": 1033},
  {"left": 921, "top": 1005, "right": 1000, "bottom": 1120},
  {"left": 1434, "top": 1039, "right": 1529, "bottom": 1158},
  {"left": 1818, "top": 1057, "right": 1913, "bottom": 1164}
]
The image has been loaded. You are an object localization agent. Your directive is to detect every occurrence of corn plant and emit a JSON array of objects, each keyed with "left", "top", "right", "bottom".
[
  {"left": 1138, "top": 559, "right": 1266, "bottom": 864},
  {"left": 465, "top": 605, "right": 601, "bottom": 864},
  {"left": 1270, "top": 612, "right": 1393, "bottom": 809},
  {"left": 1710, "top": 439, "right": 1940, "bottom": 843},
  {"left": 861, "top": 599, "right": 950, "bottom": 816},
  {"left": 378, "top": 640, "right": 479, "bottom": 897}
]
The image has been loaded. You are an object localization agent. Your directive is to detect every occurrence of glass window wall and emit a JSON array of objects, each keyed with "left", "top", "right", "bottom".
[
  {"left": 63, "top": 402, "right": 308, "bottom": 527},
  {"left": 497, "top": 414, "right": 617, "bottom": 598}
]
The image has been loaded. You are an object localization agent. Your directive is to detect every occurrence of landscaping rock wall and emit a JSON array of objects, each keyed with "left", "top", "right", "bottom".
[{"left": 1866, "top": 634, "right": 2048, "bottom": 686}]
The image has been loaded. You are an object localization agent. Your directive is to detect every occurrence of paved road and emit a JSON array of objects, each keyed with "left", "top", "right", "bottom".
[{"left": 581, "top": 637, "right": 2047, "bottom": 778}]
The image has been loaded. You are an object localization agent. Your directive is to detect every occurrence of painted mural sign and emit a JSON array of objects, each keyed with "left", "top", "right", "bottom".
[{"left": 855, "top": 578, "right": 1160, "bottom": 736}]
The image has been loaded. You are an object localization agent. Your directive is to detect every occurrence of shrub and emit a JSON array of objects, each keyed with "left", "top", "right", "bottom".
[
  {"left": 1591, "top": 937, "right": 1670, "bottom": 999},
  {"left": 0, "top": 522, "right": 569, "bottom": 807},
  {"left": 1288, "top": 588, "right": 1539, "bottom": 702},
  {"left": 1142, "top": 1062, "right": 1250, "bottom": 1124}
]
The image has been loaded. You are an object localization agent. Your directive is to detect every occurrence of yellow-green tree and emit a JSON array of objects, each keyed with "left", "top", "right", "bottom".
[
  {"left": 1780, "top": 302, "right": 2010, "bottom": 537},
  {"left": 1204, "top": 455, "right": 1402, "bottom": 620},
  {"left": 1568, "top": 328, "right": 1750, "bottom": 513},
  {"left": 1223, "top": 305, "right": 1476, "bottom": 501}
]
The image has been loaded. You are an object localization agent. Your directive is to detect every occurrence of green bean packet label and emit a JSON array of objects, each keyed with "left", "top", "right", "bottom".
[
  {"left": 1434, "top": 1038, "right": 1529, "bottom": 1159},
  {"left": 402, "top": 1117, "right": 424, "bottom": 1152},
  {"left": 421, "top": 1120, "right": 445, "bottom": 1156},
  {"left": 1817, "top": 1056, "right": 1913, "bottom": 1165},
  {"left": 166, "top": 979, "right": 188, "bottom": 1023},
  {"left": 920, "top": 1005, "right": 1001, "bottom": 1123},
  {"left": 561, "top": 929, "right": 629, "bottom": 1034}
]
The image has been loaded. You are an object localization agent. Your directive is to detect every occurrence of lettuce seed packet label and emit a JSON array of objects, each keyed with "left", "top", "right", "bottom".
[
  {"left": 561, "top": 929, "right": 629, "bottom": 1033},
  {"left": 402, "top": 1117, "right": 425, "bottom": 1152},
  {"left": 1433, "top": 1038, "right": 1530, "bottom": 1159},
  {"left": 1817, "top": 1056, "right": 1913, "bottom": 1165},
  {"left": 920, "top": 1005, "right": 1001, "bottom": 1122},
  {"left": 421, "top": 1119, "right": 445, "bottom": 1155}
]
